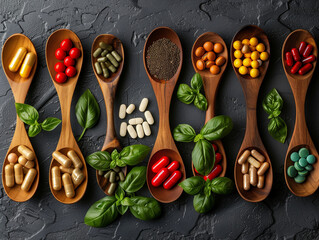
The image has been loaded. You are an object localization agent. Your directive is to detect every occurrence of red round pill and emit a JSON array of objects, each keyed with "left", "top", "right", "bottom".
[
  {"left": 60, "top": 39, "right": 73, "bottom": 52},
  {"left": 65, "top": 66, "right": 77, "bottom": 77},
  {"left": 55, "top": 72, "right": 67, "bottom": 83},
  {"left": 64, "top": 56, "right": 75, "bottom": 67},
  {"left": 54, "top": 62, "right": 66, "bottom": 73},
  {"left": 69, "top": 47, "right": 81, "bottom": 59},
  {"left": 303, "top": 44, "right": 313, "bottom": 58},
  {"left": 55, "top": 48, "right": 66, "bottom": 60}
]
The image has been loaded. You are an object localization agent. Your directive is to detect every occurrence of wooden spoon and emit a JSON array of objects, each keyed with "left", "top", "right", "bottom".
[
  {"left": 91, "top": 34, "right": 126, "bottom": 195},
  {"left": 231, "top": 25, "right": 273, "bottom": 202},
  {"left": 1, "top": 34, "right": 39, "bottom": 202},
  {"left": 191, "top": 32, "right": 228, "bottom": 178},
  {"left": 143, "top": 27, "right": 186, "bottom": 203},
  {"left": 282, "top": 29, "right": 318, "bottom": 196},
  {"left": 46, "top": 29, "right": 87, "bottom": 204}
]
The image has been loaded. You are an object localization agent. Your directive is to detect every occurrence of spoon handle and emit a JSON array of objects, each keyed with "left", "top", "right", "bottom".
[{"left": 202, "top": 76, "right": 220, "bottom": 123}]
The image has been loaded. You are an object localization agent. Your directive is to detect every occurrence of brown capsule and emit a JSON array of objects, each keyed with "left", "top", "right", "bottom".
[
  {"left": 215, "top": 56, "right": 226, "bottom": 66},
  {"left": 21, "top": 168, "right": 37, "bottom": 192},
  {"left": 52, "top": 151, "right": 72, "bottom": 168},
  {"left": 14, "top": 163, "right": 24, "bottom": 185},
  {"left": 67, "top": 150, "right": 83, "bottom": 169},
  {"left": 251, "top": 149, "right": 265, "bottom": 163},
  {"left": 18, "top": 156, "right": 34, "bottom": 168},
  {"left": 241, "top": 44, "right": 250, "bottom": 54},
  {"left": 52, "top": 166, "right": 62, "bottom": 191},
  {"left": 257, "top": 175, "right": 265, "bottom": 189},
  {"left": 243, "top": 174, "right": 250, "bottom": 191},
  {"left": 59, "top": 166, "right": 74, "bottom": 174},
  {"left": 249, "top": 166, "right": 257, "bottom": 186},
  {"left": 18, "top": 145, "right": 35, "bottom": 161},
  {"left": 257, "top": 162, "right": 269, "bottom": 176},
  {"left": 5, "top": 164, "right": 15, "bottom": 187},
  {"left": 72, "top": 168, "right": 85, "bottom": 189},
  {"left": 241, "top": 162, "right": 249, "bottom": 174},
  {"left": 247, "top": 156, "right": 261, "bottom": 168},
  {"left": 238, "top": 150, "right": 250, "bottom": 164},
  {"left": 62, "top": 173, "right": 75, "bottom": 198}
]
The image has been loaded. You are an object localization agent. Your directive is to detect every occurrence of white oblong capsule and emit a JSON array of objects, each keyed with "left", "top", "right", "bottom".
[
  {"left": 18, "top": 145, "right": 35, "bottom": 161},
  {"left": 52, "top": 151, "right": 72, "bottom": 168},
  {"left": 119, "top": 104, "right": 126, "bottom": 119},
  {"left": 18, "top": 156, "right": 34, "bottom": 168},
  {"left": 139, "top": 98, "right": 149, "bottom": 112},
  {"left": 136, "top": 124, "right": 144, "bottom": 138},
  {"left": 144, "top": 111, "right": 154, "bottom": 125},
  {"left": 126, "top": 104, "right": 135, "bottom": 114},
  {"left": 21, "top": 168, "right": 37, "bottom": 192},
  {"left": 127, "top": 125, "right": 137, "bottom": 139},
  {"left": 142, "top": 121, "right": 151, "bottom": 136},
  {"left": 128, "top": 117, "right": 143, "bottom": 125},
  {"left": 5, "top": 164, "right": 15, "bottom": 187},
  {"left": 67, "top": 150, "right": 83, "bottom": 169},
  {"left": 72, "top": 168, "right": 85, "bottom": 189},
  {"left": 62, "top": 173, "right": 75, "bottom": 198},
  {"left": 120, "top": 122, "right": 127, "bottom": 137},
  {"left": 14, "top": 163, "right": 24, "bottom": 184},
  {"left": 52, "top": 166, "right": 62, "bottom": 191}
]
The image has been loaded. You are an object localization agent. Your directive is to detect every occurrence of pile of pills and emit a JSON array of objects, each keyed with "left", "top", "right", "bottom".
[{"left": 97, "top": 167, "right": 126, "bottom": 195}]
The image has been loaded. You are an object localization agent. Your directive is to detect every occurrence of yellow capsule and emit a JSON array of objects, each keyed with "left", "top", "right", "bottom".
[
  {"left": 14, "top": 163, "right": 24, "bottom": 184},
  {"left": 9, "top": 47, "right": 27, "bottom": 72},
  {"left": 234, "top": 50, "right": 243, "bottom": 59},
  {"left": 243, "top": 58, "right": 252, "bottom": 67},
  {"left": 21, "top": 168, "right": 37, "bottom": 192},
  {"left": 260, "top": 52, "right": 269, "bottom": 61},
  {"left": 19, "top": 52, "right": 36, "bottom": 78},
  {"left": 233, "top": 59, "right": 242, "bottom": 68},
  {"left": 5, "top": 164, "right": 15, "bottom": 187},
  {"left": 239, "top": 66, "right": 248, "bottom": 75},
  {"left": 251, "top": 60, "right": 259, "bottom": 69},
  {"left": 62, "top": 173, "right": 75, "bottom": 198},
  {"left": 52, "top": 166, "right": 62, "bottom": 191}
]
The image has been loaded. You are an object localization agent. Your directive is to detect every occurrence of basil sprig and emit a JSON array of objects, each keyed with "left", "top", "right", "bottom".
[
  {"left": 179, "top": 176, "right": 233, "bottom": 214},
  {"left": 262, "top": 88, "right": 287, "bottom": 143},
  {"left": 75, "top": 89, "right": 100, "bottom": 141},
  {"left": 15, "top": 103, "right": 61, "bottom": 137},
  {"left": 173, "top": 115, "right": 233, "bottom": 175},
  {"left": 84, "top": 166, "right": 161, "bottom": 227},
  {"left": 177, "top": 73, "right": 208, "bottom": 111}
]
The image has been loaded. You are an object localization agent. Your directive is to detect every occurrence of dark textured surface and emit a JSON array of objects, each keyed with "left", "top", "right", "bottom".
[{"left": 1, "top": 0, "right": 319, "bottom": 239}]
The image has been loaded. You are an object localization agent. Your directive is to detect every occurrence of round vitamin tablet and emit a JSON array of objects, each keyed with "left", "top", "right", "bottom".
[
  {"left": 256, "top": 43, "right": 265, "bottom": 52},
  {"left": 195, "top": 47, "right": 205, "bottom": 57},
  {"left": 299, "top": 157, "right": 308, "bottom": 167},
  {"left": 251, "top": 51, "right": 260, "bottom": 60},
  {"left": 207, "top": 51, "right": 216, "bottom": 61},
  {"left": 260, "top": 52, "right": 269, "bottom": 61},
  {"left": 234, "top": 50, "right": 243, "bottom": 59},
  {"left": 239, "top": 66, "right": 248, "bottom": 75},
  {"left": 251, "top": 60, "right": 259, "bottom": 69},
  {"left": 233, "top": 40, "right": 242, "bottom": 50},
  {"left": 8, "top": 153, "right": 18, "bottom": 164},
  {"left": 287, "top": 166, "right": 298, "bottom": 178},
  {"left": 299, "top": 148, "right": 309, "bottom": 158},
  {"left": 234, "top": 59, "right": 242, "bottom": 68},
  {"left": 243, "top": 58, "right": 252, "bottom": 67},
  {"left": 250, "top": 37, "right": 258, "bottom": 47},
  {"left": 290, "top": 152, "right": 299, "bottom": 162},
  {"left": 294, "top": 161, "right": 304, "bottom": 171},
  {"left": 203, "top": 41, "right": 214, "bottom": 52},
  {"left": 210, "top": 65, "right": 220, "bottom": 75},
  {"left": 294, "top": 174, "right": 306, "bottom": 184},
  {"left": 305, "top": 165, "right": 313, "bottom": 171},
  {"left": 242, "top": 39, "right": 250, "bottom": 45},
  {"left": 214, "top": 43, "right": 224, "bottom": 53},
  {"left": 196, "top": 59, "right": 205, "bottom": 71},
  {"left": 307, "top": 154, "right": 316, "bottom": 164},
  {"left": 250, "top": 68, "right": 259, "bottom": 78},
  {"left": 244, "top": 53, "right": 251, "bottom": 58},
  {"left": 298, "top": 170, "right": 308, "bottom": 177}
]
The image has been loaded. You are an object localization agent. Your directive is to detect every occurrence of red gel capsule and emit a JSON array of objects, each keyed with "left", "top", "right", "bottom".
[
  {"left": 215, "top": 152, "right": 222, "bottom": 166},
  {"left": 302, "top": 55, "right": 316, "bottom": 64},
  {"left": 285, "top": 52, "right": 294, "bottom": 67},
  {"left": 212, "top": 143, "right": 218, "bottom": 152},
  {"left": 151, "top": 168, "right": 170, "bottom": 187},
  {"left": 167, "top": 161, "right": 180, "bottom": 172},
  {"left": 303, "top": 44, "right": 313, "bottom": 58},
  {"left": 298, "top": 63, "right": 313, "bottom": 75},
  {"left": 290, "top": 61, "right": 302, "bottom": 74},
  {"left": 163, "top": 170, "right": 182, "bottom": 189},
  {"left": 299, "top": 41, "right": 307, "bottom": 55},
  {"left": 204, "top": 165, "right": 222, "bottom": 181},
  {"left": 152, "top": 156, "right": 169, "bottom": 173},
  {"left": 291, "top": 48, "right": 300, "bottom": 62}
]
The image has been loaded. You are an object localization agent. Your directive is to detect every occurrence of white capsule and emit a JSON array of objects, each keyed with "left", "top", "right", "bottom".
[
  {"left": 136, "top": 124, "right": 144, "bottom": 138},
  {"left": 139, "top": 98, "right": 149, "bottom": 112},
  {"left": 144, "top": 111, "right": 154, "bottom": 125},
  {"left": 128, "top": 117, "right": 143, "bottom": 125},
  {"left": 120, "top": 122, "right": 127, "bottom": 137},
  {"left": 126, "top": 104, "right": 135, "bottom": 114},
  {"left": 127, "top": 125, "right": 137, "bottom": 139},
  {"left": 119, "top": 104, "right": 126, "bottom": 119},
  {"left": 142, "top": 121, "right": 151, "bottom": 136}
]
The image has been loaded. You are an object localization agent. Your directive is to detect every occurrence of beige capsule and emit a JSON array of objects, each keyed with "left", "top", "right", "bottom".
[
  {"left": 119, "top": 104, "right": 126, "bottom": 119},
  {"left": 128, "top": 117, "right": 143, "bottom": 125},
  {"left": 5, "top": 164, "right": 15, "bottom": 187},
  {"left": 8, "top": 153, "right": 18, "bottom": 165},
  {"left": 67, "top": 150, "right": 83, "bottom": 169},
  {"left": 72, "top": 168, "right": 85, "bottom": 189},
  {"left": 241, "top": 162, "right": 249, "bottom": 174},
  {"left": 257, "top": 162, "right": 269, "bottom": 176},
  {"left": 139, "top": 98, "right": 149, "bottom": 112},
  {"left": 144, "top": 111, "right": 154, "bottom": 125},
  {"left": 14, "top": 163, "right": 24, "bottom": 184},
  {"left": 52, "top": 151, "right": 72, "bottom": 168},
  {"left": 52, "top": 166, "right": 62, "bottom": 191},
  {"left": 251, "top": 149, "right": 265, "bottom": 163},
  {"left": 136, "top": 124, "right": 144, "bottom": 138},
  {"left": 243, "top": 174, "right": 250, "bottom": 191},
  {"left": 62, "top": 173, "right": 75, "bottom": 198},
  {"left": 257, "top": 175, "right": 265, "bottom": 189},
  {"left": 127, "top": 125, "right": 137, "bottom": 139},
  {"left": 238, "top": 150, "right": 250, "bottom": 164},
  {"left": 21, "top": 168, "right": 37, "bottom": 192},
  {"left": 126, "top": 104, "right": 135, "bottom": 114},
  {"left": 18, "top": 145, "right": 35, "bottom": 161},
  {"left": 18, "top": 155, "right": 34, "bottom": 168},
  {"left": 142, "top": 121, "right": 151, "bottom": 136},
  {"left": 247, "top": 156, "right": 261, "bottom": 168},
  {"left": 22, "top": 167, "right": 28, "bottom": 174},
  {"left": 249, "top": 166, "right": 257, "bottom": 186},
  {"left": 59, "top": 166, "right": 74, "bottom": 174},
  {"left": 120, "top": 122, "right": 127, "bottom": 137}
]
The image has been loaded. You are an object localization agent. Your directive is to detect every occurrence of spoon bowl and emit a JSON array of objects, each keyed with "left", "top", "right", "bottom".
[
  {"left": 1, "top": 33, "right": 39, "bottom": 202},
  {"left": 143, "top": 27, "right": 186, "bottom": 203}
]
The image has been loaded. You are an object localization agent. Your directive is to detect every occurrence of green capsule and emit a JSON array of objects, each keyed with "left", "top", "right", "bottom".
[
  {"left": 104, "top": 170, "right": 111, "bottom": 179},
  {"left": 294, "top": 162, "right": 304, "bottom": 171},
  {"left": 98, "top": 170, "right": 104, "bottom": 176},
  {"left": 99, "top": 42, "right": 108, "bottom": 50},
  {"left": 299, "top": 148, "right": 309, "bottom": 158},
  {"left": 307, "top": 154, "right": 316, "bottom": 164},
  {"left": 294, "top": 174, "right": 306, "bottom": 184},
  {"left": 102, "top": 67, "right": 109, "bottom": 78},
  {"left": 106, "top": 53, "right": 119, "bottom": 67},
  {"left": 107, "top": 183, "right": 117, "bottom": 195},
  {"left": 119, "top": 171, "right": 125, "bottom": 182},
  {"left": 287, "top": 166, "right": 297, "bottom": 178},
  {"left": 290, "top": 152, "right": 299, "bottom": 162},
  {"left": 94, "top": 62, "right": 102, "bottom": 75},
  {"left": 113, "top": 167, "right": 120, "bottom": 173},
  {"left": 97, "top": 57, "right": 107, "bottom": 62},
  {"left": 105, "top": 44, "right": 113, "bottom": 51},
  {"left": 299, "top": 158, "right": 308, "bottom": 167},
  {"left": 305, "top": 165, "right": 313, "bottom": 171},
  {"left": 101, "top": 50, "right": 108, "bottom": 57},
  {"left": 93, "top": 48, "right": 103, "bottom": 58},
  {"left": 105, "top": 60, "right": 117, "bottom": 73},
  {"left": 109, "top": 171, "right": 116, "bottom": 183},
  {"left": 111, "top": 50, "right": 122, "bottom": 62},
  {"left": 116, "top": 176, "right": 119, "bottom": 181}
]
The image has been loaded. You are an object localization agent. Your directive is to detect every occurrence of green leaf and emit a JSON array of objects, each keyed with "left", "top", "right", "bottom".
[
  {"left": 129, "top": 196, "right": 161, "bottom": 221},
  {"left": 121, "top": 197, "right": 135, "bottom": 206},
  {"left": 173, "top": 124, "right": 196, "bottom": 142},
  {"left": 268, "top": 117, "right": 287, "bottom": 143},
  {"left": 111, "top": 149, "right": 120, "bottom": 161},
  {"left": 41, "top": 117, "right": 61, "bottom": 131},
  {"left": 211, "top": 177, "right": 234, "bottom": 195},
  {"left": 193, "top": 192, "right": 215, "bottom": 214},
  {"left": 119, "top": 145, "right": 150, "bottom": 166},
  {"left": 110, "top": 160, "right": 117, "bottom": 169},
  {"left": 262, "top": 88, "right": 283, "bottom": 115},
  {"left": 115, "top": 187, "right": 125, "bottom": 201},
  {"left": 200, "top": 115, "right": 233, "bottom": 141},
  {"left": 194, "top": 93, "right": 208, "bottom": 111},
  {"left": 86, "top": 151, "right": 112, "bottom": 171},
  {"left": 28, "top": 123, "right": 42, "bottom": 137},
  {"left": 192, "top": 139, "right": 215, "bottom": 176},
  {"left": 15, "top": 103, "right": 39, "bottom": 125},
  {"left": 179, "top": 176, "right": 205, "bottom": 195},
  {"left": 177, "top": 84, "right": 196, "bottom": 104},
  {"left": 119, "top": 166, "right": 146, "bottom": 193},
  {"left": 84, "top": 196, "right": 118, "bottom": 227},
  {"left": 194, "top": 134, "right": 204, "bottom": 143},
  {"left": 117, "top": 205, "right": 128, "bottom": 215},
  {"left": 190, "top": 73, "right": 203, "bottom": 91}
]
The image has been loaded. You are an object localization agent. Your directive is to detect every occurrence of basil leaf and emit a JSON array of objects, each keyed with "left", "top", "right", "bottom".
[
  {"left": 119, "top": 166, "right": 146, "bottom": 193},
  {"left": 121, "top": 197, "right": 135, "bottom": 206},
  {"left": 194, "top": 133, "right": 204, "bottom": 142},
  {"left": 200, "top": 115, "right": 233, "bottom": 141},
  {"left": 117, "top": 205, "right": 128, "bottom": 215},
  {"left": 115, "top": 187, "right": 125, "bottom": 201},
  {"left": 15, "top": 103, "right": 39, "bottom": 125},
  {"left": 190, "top": 73, "right": 203, "bottom": 91},
  {"left": 84, "top": 196, "right": 118, "bottom": 227},
  {"left": 204, "top": 184, "right": 211, "bottom": 197},
  {"left": 194, "top": 93, "right": 208, "bottom": 111},
  {"left": 211, "top": 177, "right": 234, "bottom": 195},
  {"left": 173, "top": 124, "right": 196, "bottom": 142},
  {"left": 178, "top": 176, "right": 205, "bottom": 195},
  {"left": 28, "top": 123, "right": 41, "bottom": 137},
  {"left": 193, "top": 192, "right": 215, "bottom": 214},
  {"left": 192, "top": 139, "right": 215, "bottom": 176},
  {"left": 262, "top": 88, "right": 283, "bottom": 114},
  {"left": 268, "top": 117, "right": 287, "bottom": 143},
  {"left": 110, "top": 160, "right": 117, "bottom": 169},
  {"left": 86, "top": 151, "right": 111, "bottom": 171},
  {"left": 129, "top": 196, "right": 161, "bottom": 221},
  {"left": 75, "top": 89, "right": 100, "bottom": 141},
  {"left": 119, "top": 145, "right": 150, "bottom": 166},
  {"left": 177, "top": 84, "right": 195, "bottom": 104},
  {"left": 41, "top": 117, "right": 61, "bottom": 131}
]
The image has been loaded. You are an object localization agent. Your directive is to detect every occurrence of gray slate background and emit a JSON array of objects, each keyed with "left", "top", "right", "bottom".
[{"left": 1, "top": 0, "right": 319, "bottom": 239}]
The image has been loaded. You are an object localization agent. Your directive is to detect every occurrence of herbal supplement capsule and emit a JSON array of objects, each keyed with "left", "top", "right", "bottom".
[
  {"left": 101, "top": 50, "right": 108, "bottom": 57},
  {"left": 113, "top": 167, "right": 120, "bottom": 173},
  {"left": 52, "top": 151, "right": 72, "bottom": 168},
  {"left": 144, "top": 111, "right": 154, "bottom": 125},
  {"left": 8, "top": 153, "right": 18, "bottom": 165},
  {"left": 97, "top": 57, "right": 107, "bottom": 62},
  {"left": 52, "top": 166, "right": 62, "bottom": 191},
  {"left": 72, "top": 168, "right": 85, "bottom": 188},
  {"left": 116, "top": 176, "right": 120, "bottom": 181},
  {"left": 249, "top": 166, "right": 257, "bottom": 186},
  {"left": 128, "top": 117, "right": 143, "bottom": 125},
  {"left": 111, "top": 50, "right": 122, "bottom": 62},
  {"left": 23, "top": 167, "right": 29, "bottom": 175},
  {"left": 238, "top": 150, "right": 250, "bottom": 164},
  {"left": 94, "top": 62, "right": 102, "bottom": 75},
  {"left": 127, "top": 125, "right": 137, "bottom": 139},
  {"left": 142, "top": 121, "right": 151, "bottom": 136},
  {"left": 106, "top": 53, "right": 119, "bottom": 67},
  {"left": 119, "top": 171, "right": 125, "bottom": 182},
  {"left": 93, "top": 47, "right": 102, "bottom": 58},
  {"left": 109, "top": 171, "right": 116, "bottom": 183},
  {"left": 9, "top": 47, "right": 27, "bottom": 72},
  {"left": 139, "top": 98, "right": 149, "bottom": 112},
  {"left": 102, "top": 67, "right": 109, "bottom": 78},
  {"left": 67, "top": 150, "right": 83, "bottom": 169},
  {"left": 107, "top": 183, "right": 117, "bottom": 195},
  {"left": 248, "top": 156, "right": 261, "bottom": 168},
  {"left": 5, "top": 164, "right": 15, "bottom": 187},
  {"left": 104, "top": 170, "right": 111, "bottom": 179},
  {"left": 120, "top": 122, "right": 127, "bottom": 137},
  {"left": 59, "top": 166, "right": 74, "bottom": 174},
  {"left": 19, "top": 52, "right": 36, "bottom": 78},
  {"left": 251, "top": 149, "right": 265, "bottom": 162},
  {"left": 14, "top": 163, "right": 23, "bottom": 184},
  {"left": 99, "top": 42, "right": 108, "bottom": 50},
  {"left": 257, "top": 175, "right": 265, "bottom": 189},
  {"left": 105, "top": 60, "right": 117, "bottom": 73},
  {"left": 257, "top": 162, "right": 269, "bottom": 176},
  {"left": 241, "top": 162, "right": 249, "bottom": 174},
  {"left": 62, "top": 173, "right": 75, "bottom": 198},
  {"left": 98, "top": 170, "right": 104, "bottom": 176},
  {"left": 136, "top": 124, "right": 144, "bottom": 138},
  {"left": 18, "top": 145, "right": 35, "bottom": 161},
  {"left": 243, "top": 174, "right": 250, "bottom": 191},
  {"left": 126, "top": 104, "right": 135, "bottom": 114},
  {"left": 21, "top": 168, "right": 37, "bottom": 191},
  {"left": 18, "top": 156, "right": 34, "bottom": 168}
]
